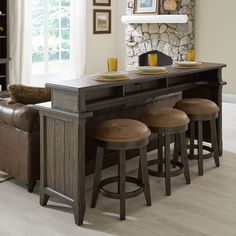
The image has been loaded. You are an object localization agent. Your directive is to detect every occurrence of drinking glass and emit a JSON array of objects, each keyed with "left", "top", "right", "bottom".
[
  {"left": 107, "top": 58, "right": 118, "bottom": 72},
  {"left": 186, "top": 49, "right": 196, "bottom": 61},
  {"left": 148, "top": 53, "right": 158, "bottom": 66}
]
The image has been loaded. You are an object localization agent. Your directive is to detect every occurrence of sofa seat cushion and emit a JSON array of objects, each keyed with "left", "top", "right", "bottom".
[
  {"left": 0, "top": 100, "right": 39, "bottom": 132},
  {"left": 8, "top": 84, "right": 51, "bottom": 105}
]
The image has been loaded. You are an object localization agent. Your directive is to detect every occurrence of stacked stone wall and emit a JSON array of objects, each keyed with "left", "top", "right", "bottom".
[{"left": 125, "top": 0, "right": 195, "bottom": 70}]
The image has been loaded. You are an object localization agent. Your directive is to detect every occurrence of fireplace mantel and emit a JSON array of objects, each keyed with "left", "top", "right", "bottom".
[{"left": 121, "top": 14, "right": 188, "bottom": 24}]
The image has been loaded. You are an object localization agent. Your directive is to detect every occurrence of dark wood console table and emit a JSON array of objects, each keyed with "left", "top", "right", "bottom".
[{"left": 35, "top": 62, "right": 226, "bottom": 226}]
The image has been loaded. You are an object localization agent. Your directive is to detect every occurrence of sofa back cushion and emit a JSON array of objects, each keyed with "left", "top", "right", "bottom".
[
  {"left": 8, "top": 84, "right": 51, "bottom": 105},
  {"left": 0, "top": 100, "right": 39, "bottom": 132}
]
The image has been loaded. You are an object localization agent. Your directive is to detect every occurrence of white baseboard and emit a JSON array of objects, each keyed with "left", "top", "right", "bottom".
[{"left": 223, "top": 93, "right": 236, "bottom": 103}]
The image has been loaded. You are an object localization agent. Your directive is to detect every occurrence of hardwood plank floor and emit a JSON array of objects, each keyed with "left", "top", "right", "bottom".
[{"left": 0, "top": 102, "right": 236, "bottom": 236}]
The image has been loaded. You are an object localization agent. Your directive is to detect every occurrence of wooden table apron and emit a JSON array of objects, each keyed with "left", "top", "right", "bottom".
[{"left": 35, "top": 63, "right": 226, "bottom": 226}]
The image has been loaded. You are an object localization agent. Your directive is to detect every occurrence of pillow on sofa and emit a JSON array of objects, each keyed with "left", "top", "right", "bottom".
[{"left": 8, "top": 84, "right": 51, "bottom": 105}]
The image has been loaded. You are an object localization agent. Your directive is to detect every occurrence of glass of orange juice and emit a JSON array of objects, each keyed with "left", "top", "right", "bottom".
[
  {"left": 186, "top": 49, "right": 196, "bottom": 61},
  {"left": 148, "top": 53, "right": 158, "bottom": 66},
  {"left": 107, "top": 58, "right": 118, "bottom": 72}
]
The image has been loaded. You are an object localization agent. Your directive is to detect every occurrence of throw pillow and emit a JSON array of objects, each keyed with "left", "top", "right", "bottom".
[{"left": 8, "top": 84, "right": 51, "bottom": 105}]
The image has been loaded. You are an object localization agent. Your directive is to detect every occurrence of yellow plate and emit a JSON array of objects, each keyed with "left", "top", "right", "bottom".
[
  {"left": 94, "top": 76, "right": 129, "bottom": 82},
  {"left": 172, "top": 63, "right": 204, "bottom": 69},
  {"left": 136, "top": 66, "right": 167, "bottom": 72},
  {"left": 175, "top": 61, "right": 200, "bottom": 66},
  {"left": 133, "top": 70, "right": 168, "bottom": 75}
]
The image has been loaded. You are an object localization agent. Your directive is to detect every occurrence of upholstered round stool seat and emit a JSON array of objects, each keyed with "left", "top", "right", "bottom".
[
  {"left": 92, "top": 118, "right": 152, "bottom": 221},
  {"left": 175, "top": 98, "right": 219, "bottom": 116},
  {"left": 140, "top": 107, "right": 189, "bottom": 129},
  {"left": 174, "top": 98, "right": 220, "bottom": 176},
  {"left": 140, "top": 106, "right": 191, "bottom": 196},
  {"left": 94, "top": 119, "right": 151, "bottom": 143}
]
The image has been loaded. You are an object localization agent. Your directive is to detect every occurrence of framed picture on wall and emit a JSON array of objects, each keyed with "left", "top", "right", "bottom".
[
  {"left": 93, "top": 10, "right": 111, "bottom": 34},
  {"left": 134, "top": 0, "right": 159, "bottom": 14},
  {"left": 93, "top": 0, "right": 111, "bottom": 6}
]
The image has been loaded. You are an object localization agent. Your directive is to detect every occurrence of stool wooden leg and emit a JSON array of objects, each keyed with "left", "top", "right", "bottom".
[
  {"left": 173, "top": 134, "right": 180, "bottom": 168},
  {"left": 91, "top": 147, "right": 104, "bottom": 208},
  {"left": 190, "top": 119, "right": 195, "bottom": 156},
  {"left": 165, "top": 134, "right": 171, "bottom": 196},
  {"left": 179, "top": 133, "right": 191, "bottom": 184},
  {"left": 158, "top": 134, "right": 164, "bottom": 173},
  {"left": 140, "top": 146, "right": 151, "bottom": 206},
  {"left": 118, "top": 158, "right": 120, "bottom": 193},
  {"left": 138, "top": 158, "right": 142, "bottom": 182},
  {"left": 197, "top": 121, "right": 204, "bottom": 176},
  {"left": 119, "top": 150, "right": 126, "bottom": 221},
  {"left": 211, "top": 119, "right": 220, "bottom": 167}
]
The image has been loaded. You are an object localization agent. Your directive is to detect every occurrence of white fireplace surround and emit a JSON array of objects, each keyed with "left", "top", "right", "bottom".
[{"left": 121, "top": 15, "right": 188, "bottom": 24}]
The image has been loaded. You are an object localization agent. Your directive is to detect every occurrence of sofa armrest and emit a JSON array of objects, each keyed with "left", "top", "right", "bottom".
[{"left": 0, "top": 100, "right": 39, "bottom": 132}]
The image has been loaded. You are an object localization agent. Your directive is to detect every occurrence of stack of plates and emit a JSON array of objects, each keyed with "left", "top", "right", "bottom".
[
  {"left": 134, "top": 66, "right": 168, "bottom": 75},
  {"left": 95, "top": 71, "right": 129, "bottom": 82},
  {"left": 172, "top": 61, "right": 203, "bottom": 69}
]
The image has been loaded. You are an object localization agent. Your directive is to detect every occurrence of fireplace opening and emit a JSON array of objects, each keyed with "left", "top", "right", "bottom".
[{"left": 139, "top": 50, "right": 173, "bottom": 67}]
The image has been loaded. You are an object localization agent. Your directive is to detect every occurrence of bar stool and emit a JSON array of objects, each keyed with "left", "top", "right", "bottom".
[
  {"left": 140, "top": 107, "right": 191, "bottom": 196},
  {"left": 175, "top": 98, "right": 220, "bottom": 176},
  {"left": 91, "top": 119, "right": 151, "bottom": 221}
]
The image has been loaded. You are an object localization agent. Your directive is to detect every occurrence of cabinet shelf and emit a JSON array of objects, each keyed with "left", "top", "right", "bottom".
[
  {"left": 0, "top": 75, "right": 6, "bottom": 78},
  {"left": 0, "top": 14, "right": 6, "bottom": 16},
  {"left": 0, "top": 36, "right": 6, "bottom": 39},
  {"left": 0, "top": 58, "right": 9, "bottom": 64},
  {"left": 0, "top": 91, "right": 9, "bottom": 97}
]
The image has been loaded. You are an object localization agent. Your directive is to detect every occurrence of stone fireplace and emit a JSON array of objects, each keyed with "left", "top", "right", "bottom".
[{"left": 125, "top": 0, "right": 195, "bottom": 71}]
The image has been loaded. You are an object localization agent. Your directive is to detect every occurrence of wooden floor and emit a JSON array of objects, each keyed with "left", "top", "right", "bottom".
[{"left": 0, "top": 103, "right": 236, "bottom": 236}]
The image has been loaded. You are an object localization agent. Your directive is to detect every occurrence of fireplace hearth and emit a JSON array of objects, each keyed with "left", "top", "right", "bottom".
[{"left": 139, "top": 50, "right": 173, "bottom": 66}]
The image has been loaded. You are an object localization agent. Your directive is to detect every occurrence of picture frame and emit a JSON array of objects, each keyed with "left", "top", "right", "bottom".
[
  {"left": 93, "top": 0, "right": 111, "bottom": 7},
  {"left": 93, "top": 10, "right": 111, "bottom": 34},
  {"left": 134, "top": 0, "right": 159, "bottom": 14}
]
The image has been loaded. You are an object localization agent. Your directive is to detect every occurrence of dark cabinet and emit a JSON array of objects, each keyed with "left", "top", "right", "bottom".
[{"left": 0, "top": 0, "right": 9, "bottom": 91}]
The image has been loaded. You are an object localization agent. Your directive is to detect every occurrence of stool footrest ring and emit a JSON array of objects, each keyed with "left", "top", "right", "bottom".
[
  {"left": 188, "top": 145, "right": 214, "bottom": 160},
  {"left": 148, "top": 159, "right": 184, "bottom": 177},
  {"left": 99, "top": 176, "right": 144, "bottom": 200}
]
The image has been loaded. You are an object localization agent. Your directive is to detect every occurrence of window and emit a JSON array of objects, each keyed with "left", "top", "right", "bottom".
[{"left": 32, "top": 0, "right": 71, "bottom": 81}]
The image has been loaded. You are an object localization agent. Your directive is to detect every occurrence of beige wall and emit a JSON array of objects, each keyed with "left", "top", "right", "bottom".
[
  {"left": 195, "top": 0, "right": 236, "bottom": 95},
  {"left": 117, "top": 0, "right": 126, "bottom": 71},
  {"left": 85, "top": 0, "right": 236, "bottom": 95},
  {"left": 85, "top": 0, "right": 126, "bottom": 74}
]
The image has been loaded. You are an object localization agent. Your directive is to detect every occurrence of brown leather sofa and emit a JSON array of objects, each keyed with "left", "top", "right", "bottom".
[{"left": 0, "top": 99, "right": 40, "bottom": 192}]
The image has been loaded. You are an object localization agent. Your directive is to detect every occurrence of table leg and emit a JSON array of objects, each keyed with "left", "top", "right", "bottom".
[
  {"left": 39, "top": 114, "right": 50, "bottom": 206},
  {"left": 73, "top": 118, "right": 86, "bottom": 226}
]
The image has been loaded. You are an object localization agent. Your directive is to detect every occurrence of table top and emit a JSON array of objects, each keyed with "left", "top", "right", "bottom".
[{"left": 46, "top": 62, "right": 226, "bottom": 93}]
